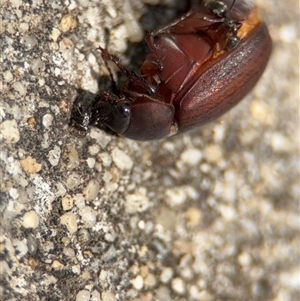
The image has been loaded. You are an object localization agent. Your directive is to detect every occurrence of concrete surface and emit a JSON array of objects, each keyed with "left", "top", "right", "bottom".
[{"left": 0, "top": 0, "right": 299, "bottom": 300}]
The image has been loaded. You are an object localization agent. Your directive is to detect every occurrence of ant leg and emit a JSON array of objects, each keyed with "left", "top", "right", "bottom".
[
  {"left": 97, "top": 46, "right": 156, "bottom": 96},
  {"left": 144, "top": 33, "right": 163, "bottom": 72}
]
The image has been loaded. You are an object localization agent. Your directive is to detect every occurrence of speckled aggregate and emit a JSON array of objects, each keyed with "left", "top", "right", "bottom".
[{"left": 0, "top": 0, "right": 299, "bottom": 301}]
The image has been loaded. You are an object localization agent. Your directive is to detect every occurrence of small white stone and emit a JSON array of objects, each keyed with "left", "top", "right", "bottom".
[
  {"left": 83, "top": 179, "right": 100, "bottom": 202},
  {"left": 86, "top": 157, "right": 95, "bottom": 168},
  {"left": 3, "top": 70, "right": 13, "bottom": 82},
  {"left": 63, "top": 247, "right": 75, "bottom": 258},
  {"left": 123, "top": 0, "right": 144, "bottom": 43},
  {"left": 279, "top": 24, "right": 297, "bottom": 43},
  {"left": 42, "top": 114, "right": 54, "bottom": 128},
  {"left": 9, "top": 187, "right": 19, "bottom": 199},
  {"left": 12, "top": 81, "right": 27, "bottom": 95},
  {"left": 76, "top": 289, "right": 90, "bottom": 301},
  {"left": 203, "top": 144, "right": 223, "bottom": 163},
  {"left": 97, "top": 152, "right": 112, "bottom": 167},
  {"left": 50, "top": 28, "right": 61, "bottom": 42},
  {"left": 79, "top": 206, "right": 96, "bottom": 228},
  {"left": 90, "top": 128, "right": 111, "bottom": 148},
  {"left": 12, "top": 238, "right": 28, "bottom": 258},
  {"left": 72, "top": 265, "right": 81, "bottom": 274},
  {"left": 160, "top": 267, "right": 173, "bottom": 283},
  {"left": 60, "top": 212, "right": 78, "bottom": 233},
  {"left": 238, "top": 252, "right": 252, "bottom": 266},
  {"left": 0, "top": 119, "right": 20, "bottom": 143},
  {"left": 131, "top": 275, "right": 144, "bottom": 290},
  {"left": 66, "top": 173, "right": 81, "bottom": 190},
  {"left": 48, "top": 145, "right": 61, "bottom": 166},
  {"left": 74, "top": 194, "right": 85, "bottom": 208},
  {"left": 171, "top": 277, "right": 186, "bottom": 295},
  {"left": 218, "top": 204, "right": 236, "bottom": 221},
  {"left": 23, "top": 210, "right": 39, "bottom": 229},
  {"left": 180, "top": 148, "right": 202, "bottom": 165},
  {"left": 165, "top": 187, "right": 187, "bottom": 206},
  {"left": 88, "top": 144, "right": 100, "bottom": 156},
  {"left": 111, "top": 147, "right": 133, "bottom": 171},
  {"left": 90, "top": 290, "right": 101, "bottom": 301},
  {"left": 144, "top": 273, "right": 156, "bottom": 288},
  {"left": 270, "top": 132, "right": 291, "bottom": 153},
  {"left": 102, "top": 291, "right": 116, "bottom": 301},
  {"left": 125, "top": 192, "right": 150, "bottom": 213}
]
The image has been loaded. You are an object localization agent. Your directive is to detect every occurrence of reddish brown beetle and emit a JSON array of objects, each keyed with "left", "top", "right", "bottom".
[{"left": 72, "top": 0, "right": 272, "bottom": 140}]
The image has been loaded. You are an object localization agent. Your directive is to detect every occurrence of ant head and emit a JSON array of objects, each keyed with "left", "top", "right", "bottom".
[
  {"left": 90, "top": 92, "right": 131, "bottom": 134},
  {"left": 205, "top": 0, "right": 237, "bottom": 18}
]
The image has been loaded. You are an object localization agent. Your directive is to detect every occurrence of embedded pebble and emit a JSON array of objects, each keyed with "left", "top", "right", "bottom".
[
  {"left": 123, "top": 0, "right": 144, "bottom": 42},
  {"left": 77, "top": 229, "right": 90, "bottom": 243},
  {"left": 102, "top": 291, "right": 116, "bottom": 301},
  {"left": 88, "top": 144, "right": 100, "bottom": 156},
  {"left": 131, "top": 275, "right": 144, "bottom": 290},
  {"left": 23, "top": 210, "right": 39, "bottom": 229},
  {"left": 165, "top": 187, "right": 187, "bottom": 206},
  {"left": 55, "top": 182, "right": 67, "bottom": 197},
  {"left": 160, "top": 267, "right": 174, "bottom": 283},
  {"left": 3, "top": 70, "right": 13, "bottom": 82},
  {"left": 79, "top": 206, "right": 96, "bottom": 228},
  {"left": 63, "top": 247, "right": 75, "bottom": 258},
  {"left": 59, "top": 14, "right": 77, "bottom": 33},
  {"left": 42, "top": 114, "right": 54, "bottom": 128},
  {"left": 97, "top": 152, "right": 112, "bottom": 167},
  {"left": 144, "top": 273, "right": 157, "bottom": 288},
  {"left": 104, "top": 231, "right": 117, "bottom": 243},
  {"left": 0, "top": 119, "right": 20, "bottom": 143},
  {"left": 12, "top": 81, "right": 27, "bottom": 96},
  {"left": 111, "top": 147, "right": 133, "bottom": 171},
  {"left": 186, "top": 207, "right": 202, "bottom": 226},
  {"left": 9, "top": 187, "right": 19, "bottom": 199},
  {"left": 90, "top": 290, "right": 101, "bottom": 301},
  {"left": 90, "top": 128, "right": 111, "bottom": 148},
  {"left": 270, "top": 132, "right": 291, "bottom": 152},
  {"left": 52, "top": 260, "right": 64, "bottom": 270},
  {"left": 86, "top": 157, "right": 95, "bottom": 168},
  {"left": 279, "top": 23, "right": 297, "bottom": 43},
  {"left": 21, "top": 35, "right": 38, "bottom": 51},
  {"left": 66, "top": 173, "right": 81, "bottom": 190},
  {"left": 48, "top": 145, "right": 61, "bottom": 166},
  {"left": 50, "top": 28, "right": 61, "bottom": 42},
  {"left": 59, "top": 38, "right": 74, "bottom": 61},
  {"left": 83, "top": 179, "right": 100, "bottom": 202},
  {"left": 203, "top": 144, "right": 223, "bottom": 163},
  {"left": 12, "top": 239, "right": 28, "bottom": 258},
  {"left": 60, "top": 212, "right": 78, "bottom": 233},
  {"left": 61, "top": 144, "right": 79, "bottom": 170},
  {"left": 171, "top": 277, "right": 186, "bottom": 295},
  {"left": 238, "top": 251, "right": 252, "bottom": 266},
  {"left": 125, "top": 192, "right": 150, "bottom": 213},
  {"left": 32, "top": 58, "right": 45, "bottom": 74},
  {"left": 74, "top": 194, "right": 85, "bottom": 208},
  {"left": 180, "top": 148, "right": 202, "bottom": 165},
  {"left": 76, "top": 289, "right": 90, "bottom": 301},
  {"left": 213, "top": 124, "right": 226, "bottom": 142},
  {"left": 20, "top": 156, "right": 42, "bottom": 173},
  {"left": 61, "top": 195, "right": 74, "bottom": 210}
]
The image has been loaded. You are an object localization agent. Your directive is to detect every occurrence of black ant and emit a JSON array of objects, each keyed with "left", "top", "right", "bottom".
[{"left": 205, "top": 0, "right": 242, "bottom": 49}]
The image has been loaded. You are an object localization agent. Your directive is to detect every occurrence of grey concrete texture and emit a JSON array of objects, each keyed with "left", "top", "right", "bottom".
[{"left": 0, "top": 0, "right": 299, "bottom": 300}]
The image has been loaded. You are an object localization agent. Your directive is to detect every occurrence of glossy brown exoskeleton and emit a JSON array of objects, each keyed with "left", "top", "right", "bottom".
[{"left": 72, "top": 0, "right": 272, "bottom": 140}]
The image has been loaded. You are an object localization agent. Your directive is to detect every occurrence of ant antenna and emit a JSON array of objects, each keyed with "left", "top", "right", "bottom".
[{"left": 227, "top": 0, "right": 236, "bottom": 16}]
